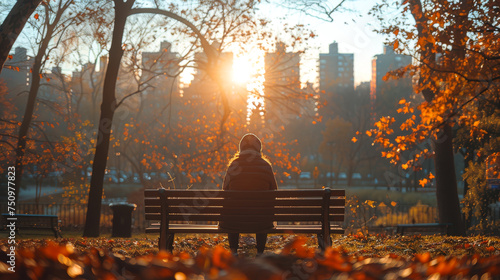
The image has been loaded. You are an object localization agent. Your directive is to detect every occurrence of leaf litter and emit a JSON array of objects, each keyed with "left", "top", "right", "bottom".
[{"left": 1, "top": 234, "right": 500, "bottom": 279}]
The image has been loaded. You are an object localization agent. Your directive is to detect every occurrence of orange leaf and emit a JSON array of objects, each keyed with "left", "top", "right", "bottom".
[
  {"left": 34, "top": 13, "right": 39, "bottom": 20},
  {"left": 391, "top": 201, "right": 397, "bottom": 207},
  {"left": 428, "top": 172, "right": 435, "bottom": 180},
  {"left": 419, "top": 178, "right": 428, "bottom": 187},
  {"left": 351, "top": 137, "right": 357, "bottom": 143},
  {"left": 365, "top": 200, "right": 376, "bottom": 208}
]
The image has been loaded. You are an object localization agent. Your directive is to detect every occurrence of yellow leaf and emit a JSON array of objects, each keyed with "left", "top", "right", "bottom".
[{"left": 365, "top": 200, "right": 376, "bottom": 208}]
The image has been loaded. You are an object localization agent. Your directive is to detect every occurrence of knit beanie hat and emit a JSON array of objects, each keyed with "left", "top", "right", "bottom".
[{"left": 239, "top": 133, "right": 262, "bottom": 153}]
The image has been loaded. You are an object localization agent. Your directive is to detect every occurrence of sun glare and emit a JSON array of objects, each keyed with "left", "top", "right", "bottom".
[
  {"left": 231, "top": 50, "right": 267, "bottom": 125},
  {"left": 232, "top": 56, "right": 252, "bottom": 84}
]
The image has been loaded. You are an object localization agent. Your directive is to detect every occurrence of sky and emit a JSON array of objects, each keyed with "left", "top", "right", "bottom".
[{"left": 258, "top": 0, "right": 389, "bottom": 87}]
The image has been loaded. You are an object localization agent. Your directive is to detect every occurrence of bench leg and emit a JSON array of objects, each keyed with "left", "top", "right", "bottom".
[
  {"left": 53, "top": 228, "right": 61, "bottom": 238},
  {"left": 317, "top": 234, "right": 332, "bottom": 251},
  {"left": 167, "top": 234, "right": 174, "bottom": 252},
  {"left": 159, "top": 233, "right": 175, "bottom": 252}
]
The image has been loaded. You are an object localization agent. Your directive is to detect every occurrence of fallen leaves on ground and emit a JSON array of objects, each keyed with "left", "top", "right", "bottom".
[{"left": 0, "top": 235, "right": 499, "bottom": 279}]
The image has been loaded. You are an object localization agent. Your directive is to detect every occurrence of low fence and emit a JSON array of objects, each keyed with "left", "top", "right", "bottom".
[
  {"left": 344, "top": 203, "right": 440, "bottom": 234},
  {"left": 0, "top": 203, "right": 146, "bottom": 232}
]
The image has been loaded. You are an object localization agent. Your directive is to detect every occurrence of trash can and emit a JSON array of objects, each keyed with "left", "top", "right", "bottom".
[{"left": 110, "top": 203, "right": 137, "bottom": 237}]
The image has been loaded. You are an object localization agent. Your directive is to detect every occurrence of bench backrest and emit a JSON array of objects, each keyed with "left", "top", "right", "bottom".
[
  {"left": 1, "top": 214, "right": 58, "bottom": 228},
  {"left": 144, "top": 189, "right": 345, "bottom": 224}
]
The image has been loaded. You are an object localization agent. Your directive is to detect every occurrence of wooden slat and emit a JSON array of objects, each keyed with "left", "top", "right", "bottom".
[
  {"left": 146, "top": 224, "right": 344, "bottom": 234},
  {"left": 145, "top": 213, "right": 344, "bottom": 222},
  {"left": 144, "top": 198, "right": 345, "bottom": 207},
  {"left": 144, "top": 189, "right": 345, "bottom": 198},
  {"left": 145, "top": 206, "right": 345, "bottom": 215}
]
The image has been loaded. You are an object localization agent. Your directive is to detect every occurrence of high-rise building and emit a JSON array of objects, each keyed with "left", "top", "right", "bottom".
[
  {"left": 141, "top": 41, "right": 180, "bottom": 100},
  {"left": 0, "top": 47, "right": 32, "bottom": 96},
  {"left": 370, "top": 45, "right": 412, "bottom": 104},
  {"left": 264, "top": 42, "right": 301, "bottom": 123},
  {"left": 319, "top": 42, "right": 354, "bottom": 94}
]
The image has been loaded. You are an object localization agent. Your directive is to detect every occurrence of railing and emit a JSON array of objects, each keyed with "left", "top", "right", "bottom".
[
  {"left": 344, "top": 203, "right": 440, "bottom": 234},
  {"left": 0, "top": 203, "right": 146, "bottom": 231}
]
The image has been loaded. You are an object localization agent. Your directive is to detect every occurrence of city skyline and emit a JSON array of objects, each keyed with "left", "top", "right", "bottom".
[{"left": 4, "top": 0, "right": 388, "bottom": 88}]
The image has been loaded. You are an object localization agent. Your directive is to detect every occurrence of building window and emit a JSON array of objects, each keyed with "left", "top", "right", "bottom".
[
  {"left": 339, "top": 67, "right": 344, "bottom": 72},
  {"left": 338, "top": 73, "right": 342, "bottom": 77},
  {"left": 396, "top": 56, "right": 401, "bottom": 61},
  {"left": 338, "top": 61, "right": 343, "bottom": 66}
]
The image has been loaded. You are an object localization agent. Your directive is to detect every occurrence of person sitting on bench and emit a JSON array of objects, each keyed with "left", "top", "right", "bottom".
[{"left": 219, "top": 133, "right": 278, "bottom": 255}]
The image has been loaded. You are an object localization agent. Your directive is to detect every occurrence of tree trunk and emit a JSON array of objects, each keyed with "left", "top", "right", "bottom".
[
  {"left": 410, "top": 0, "right": 465, "bottom": 236},
  {"left": 0, "top": 0, "right": 42, "bottom": 72},
  {"left": 13, "top": 60, "right": 41, "bottom": 208},
  {"left": 433, "top": 125, "right": 465, "bottom": 235},
  {"left": 83, "top": 0, "right": 133, "bottom": 237},
  {"left": 346, "top": 162, "right": 353, "bottom": 187}
]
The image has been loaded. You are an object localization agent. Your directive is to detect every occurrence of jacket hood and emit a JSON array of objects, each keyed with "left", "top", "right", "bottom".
[{"left": 239, "top": 133, "right": 262, "bottom": 153}]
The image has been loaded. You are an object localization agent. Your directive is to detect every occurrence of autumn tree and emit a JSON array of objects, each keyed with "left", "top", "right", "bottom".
[
  {"left": 369, "top": 0, "right": 500, "bottom": 235},
  {"left": 0, "top": 0, "right": 43, "bottom": 73}
]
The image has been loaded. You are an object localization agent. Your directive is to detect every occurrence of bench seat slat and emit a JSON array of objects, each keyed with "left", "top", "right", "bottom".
[
  {"left": 145, "top": 213, "right": 344, "bottom": 222},
  {"left": 144, "top": 198, "right": 345, "bottom": 207},
  {"left": 144, "top": 189, "right": 345, "bottom": 198},
  {"left": 146, "top": 224, "right": 344, "bottom": 234},
  {"left": 145, "top": 206, "right": 345, "bottom": 215}
]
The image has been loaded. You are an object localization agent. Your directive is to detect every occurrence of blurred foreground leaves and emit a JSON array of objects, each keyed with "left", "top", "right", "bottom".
[{"left": 1, "top": 235, "right": 500, "bottom": 279}]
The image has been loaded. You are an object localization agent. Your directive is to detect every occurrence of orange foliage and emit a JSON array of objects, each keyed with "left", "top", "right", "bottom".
[{"left": 369, "top": 0, "right": 500, "bottom": 182}]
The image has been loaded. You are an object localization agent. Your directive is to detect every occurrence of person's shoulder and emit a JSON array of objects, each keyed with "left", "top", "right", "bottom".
[{"left": 257, "top": 157, "right": 274, "bottom": 170}]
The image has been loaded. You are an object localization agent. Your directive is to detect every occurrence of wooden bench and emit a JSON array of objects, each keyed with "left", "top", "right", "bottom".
[
  {"left": 396, "top": 223, "right": 453, "bottom": 236},
  {"left": 144, "top": 188, "right": 345, "bottom": 251},
  {"left": 1, "top": 214, "right": 62, "bottom": 238}
]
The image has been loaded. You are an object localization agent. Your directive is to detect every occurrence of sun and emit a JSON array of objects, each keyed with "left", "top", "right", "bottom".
[{"left": 232, "top": 55, "right": 252, "bottom": 84}]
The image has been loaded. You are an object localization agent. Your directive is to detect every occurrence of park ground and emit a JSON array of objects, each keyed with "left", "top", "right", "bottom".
[{"left": 1, "top": 234, "right": 500, "bottom": 279}]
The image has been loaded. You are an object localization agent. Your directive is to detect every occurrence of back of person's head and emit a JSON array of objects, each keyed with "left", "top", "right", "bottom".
[{"left": 239, "top": 133, "right": 262, "bottom": 153}]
